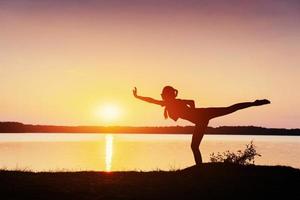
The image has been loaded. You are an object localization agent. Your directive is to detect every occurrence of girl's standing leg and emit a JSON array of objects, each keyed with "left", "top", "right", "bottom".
[{"left": 191, "top": 121, "right": 208, "bottom": 165}]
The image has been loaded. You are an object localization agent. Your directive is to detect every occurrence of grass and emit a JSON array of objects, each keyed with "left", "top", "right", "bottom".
[{"left": 0, "top": 163, "right": 299, "bottom": 200}]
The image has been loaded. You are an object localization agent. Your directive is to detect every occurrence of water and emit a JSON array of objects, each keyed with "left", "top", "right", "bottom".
[{"left": 0, "top": 133, "right": 299, "bottom": 171}]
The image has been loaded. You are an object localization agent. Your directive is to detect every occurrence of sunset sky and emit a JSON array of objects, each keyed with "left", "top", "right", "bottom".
[{"left": 1, "top": 0, "right": 299, "bottom": 128}]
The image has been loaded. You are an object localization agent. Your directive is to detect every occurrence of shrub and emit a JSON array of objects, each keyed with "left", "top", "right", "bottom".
[{"left": 209, "top": 141, "right": 261, "bottom": 165}]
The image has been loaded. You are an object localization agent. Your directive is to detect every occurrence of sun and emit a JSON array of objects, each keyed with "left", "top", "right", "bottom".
[{"left": 96, "top": 104, "right": 121, "bottom": 123}]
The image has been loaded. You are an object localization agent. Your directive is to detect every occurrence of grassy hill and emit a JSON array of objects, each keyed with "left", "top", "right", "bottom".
[{"left": 0, "top": 163, "right": 299, "bottom": 199}]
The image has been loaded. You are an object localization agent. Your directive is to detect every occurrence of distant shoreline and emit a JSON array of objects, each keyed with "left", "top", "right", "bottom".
[{"left": 1, "top": 122, "right": 300, "bottom": 135}]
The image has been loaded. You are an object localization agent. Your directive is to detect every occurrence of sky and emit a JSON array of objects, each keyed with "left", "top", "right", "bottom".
[{"left": 0, "top": 0, "right": 299, "bottom": 128}]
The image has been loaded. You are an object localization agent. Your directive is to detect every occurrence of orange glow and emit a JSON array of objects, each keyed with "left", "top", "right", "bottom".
[{"left": 0, "top": 1, "right": 299, "bottom": 128}]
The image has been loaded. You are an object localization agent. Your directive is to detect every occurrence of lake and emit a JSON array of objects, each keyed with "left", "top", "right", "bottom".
[{"left": 0, "top": 133, "right": 299, "bottom": 171}]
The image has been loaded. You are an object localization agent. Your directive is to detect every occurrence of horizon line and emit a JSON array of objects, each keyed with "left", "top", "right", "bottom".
[{"left": 0, "top": 121, "right": 299, "bottom": 130}]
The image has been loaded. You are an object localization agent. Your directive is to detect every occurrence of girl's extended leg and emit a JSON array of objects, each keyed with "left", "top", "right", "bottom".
[
  {"left": 204, "top": 99, "right": 270, "bottom": 120},
  {"left": 191, "top": 121, "right": 208, "bottom": 165}
]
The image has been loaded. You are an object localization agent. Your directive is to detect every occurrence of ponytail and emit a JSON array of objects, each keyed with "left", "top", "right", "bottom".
[
  {"left": 174, "top": 89, "right": 178, "bottom": 97},
  {"left": 161, "top": 86, "right": 178, "bottom": 119},
  {"left": 164, "top": 108, "right": 168, "bottom": 119}
]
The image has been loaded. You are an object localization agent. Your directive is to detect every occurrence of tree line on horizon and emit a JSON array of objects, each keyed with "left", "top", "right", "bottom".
[{"left": 0, "top": 122, "right": 299, "bottom": 135}]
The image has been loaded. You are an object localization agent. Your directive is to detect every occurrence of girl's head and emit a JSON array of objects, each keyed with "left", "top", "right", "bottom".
[{"left": 161, "top": 86, "right": 178, "bottom": 101}]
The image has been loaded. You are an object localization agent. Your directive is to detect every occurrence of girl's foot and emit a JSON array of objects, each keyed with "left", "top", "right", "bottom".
[{"left": 253, "top": 99, "right": 271, "bottom": 106}]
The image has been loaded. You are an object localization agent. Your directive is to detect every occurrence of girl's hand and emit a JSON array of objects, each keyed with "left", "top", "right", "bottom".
[{"left": 133, "top": 87, "right": 138, "bottom": 98}]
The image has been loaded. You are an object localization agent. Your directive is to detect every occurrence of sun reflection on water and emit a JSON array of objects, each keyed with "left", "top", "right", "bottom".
[{"left": 105, "top": 134, "right": 113, "bottom": 172}]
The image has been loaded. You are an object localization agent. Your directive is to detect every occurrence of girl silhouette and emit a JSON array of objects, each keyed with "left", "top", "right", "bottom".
[{"left": 133, "top": 86, "right": 270, "bottom": 165}]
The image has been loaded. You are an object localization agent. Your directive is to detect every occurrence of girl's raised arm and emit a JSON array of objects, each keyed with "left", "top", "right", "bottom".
[{"left": 133, "top": 87, "right": 164, "bottom": 106}]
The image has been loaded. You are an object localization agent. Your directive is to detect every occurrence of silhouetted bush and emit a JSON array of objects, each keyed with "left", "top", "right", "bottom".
[{"left": 210, "top": 141, "right": 261, "bottom": 165}]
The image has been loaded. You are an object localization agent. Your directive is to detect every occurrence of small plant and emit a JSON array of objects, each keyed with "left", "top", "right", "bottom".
[{"left": 210, "top": 141, "right": 261, "bottom": 165}]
